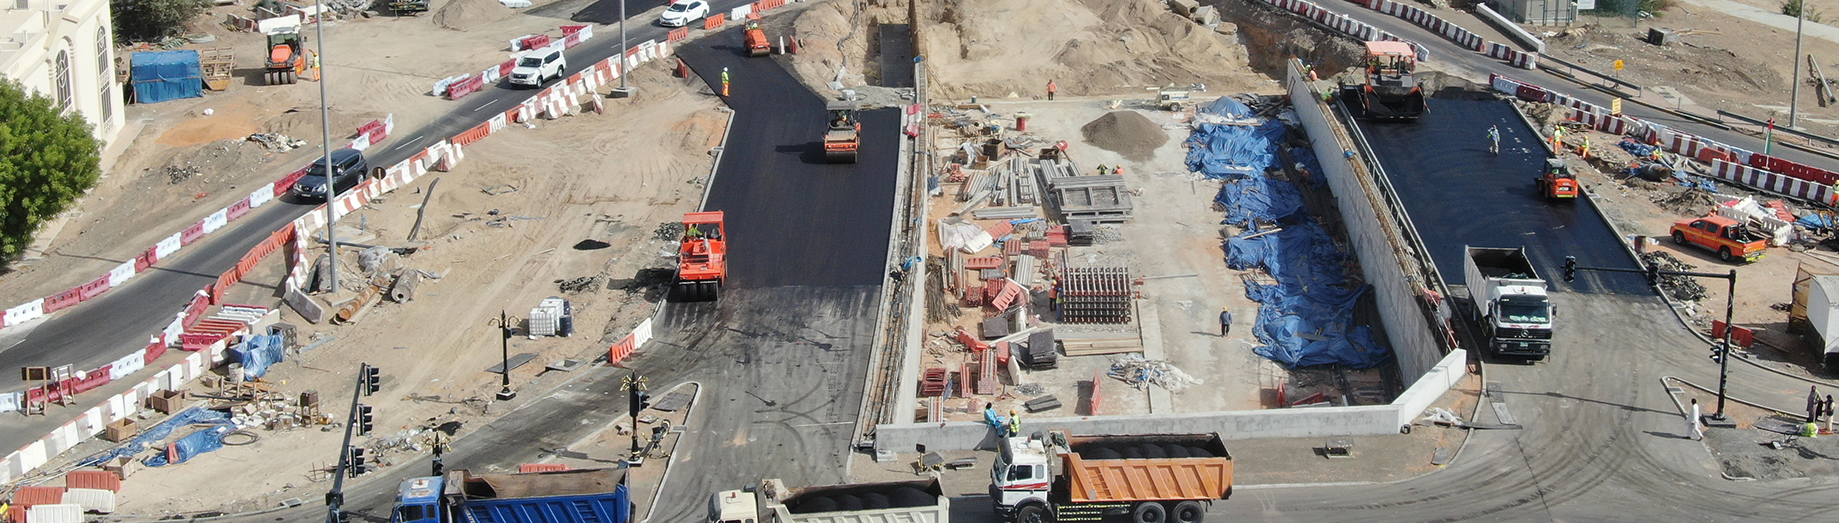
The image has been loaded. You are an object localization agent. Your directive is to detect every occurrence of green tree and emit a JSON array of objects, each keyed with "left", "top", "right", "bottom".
[
  {"left": 111, "top": 0, "right": 210, "bottom": 42},
  {"left": 0, "top": 79, "right": 101, "bottom": 263}
]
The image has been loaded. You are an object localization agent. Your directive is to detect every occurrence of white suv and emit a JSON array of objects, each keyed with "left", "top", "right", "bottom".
[
  {"left": 508, "top": 46, "right": 566, "bottom": 88},
  {"left": 658, "top": 0, "right": 710, "bottom": 27}
]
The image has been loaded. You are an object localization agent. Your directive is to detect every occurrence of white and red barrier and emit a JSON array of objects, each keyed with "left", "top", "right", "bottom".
[
  {"left": 1260, "top": 0, "right": 1429, "bottom": 62},
  {"left": 606, "top": 318, "right": 654, "bottom": 364},
  {"left": 1710, "top": 159, "right": 1835, "bottom": 203}
]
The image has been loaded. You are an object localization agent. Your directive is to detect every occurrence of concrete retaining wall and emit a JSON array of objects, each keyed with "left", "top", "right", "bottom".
[{"left": 1285, "top": 61, "right": 1446, "bottom": 383}]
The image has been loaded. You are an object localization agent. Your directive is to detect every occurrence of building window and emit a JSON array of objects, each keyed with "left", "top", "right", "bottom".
[
  {"left": 96, "top": 27, "right": 111, "bottom": 123},
  {"left": 54, "top": 50, "right": 72, "bottom": 112},
  {"left": 14, "top": 0, "right": 28, "bottom": 10}
]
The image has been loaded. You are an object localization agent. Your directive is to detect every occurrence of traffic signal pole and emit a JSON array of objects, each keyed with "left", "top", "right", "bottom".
[
  {"left": 326, "top": 363, "right": 381, "bottom": 523},
  {"left": 1563, "top": 257, "right": 1739, "bottom": 424}
]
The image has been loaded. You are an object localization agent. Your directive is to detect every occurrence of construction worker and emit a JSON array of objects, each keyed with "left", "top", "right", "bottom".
[
  {"left": 1097, "top": 164, "right": 1110, "bottom": 175},
  {"left": 1047, "top": 79, "right": 1057, "bottom": 101},
  {"left": 1488, "top": 125, "right": 1500, "bottom": 155},
  {"left": 720, "top": 67, "right": 731, "bottom": 97},
  {"left": 309, "top": 50, "right": 321, "bottom": 81},
  {"left": 1550, "top": 126, "right": 1565, "bottom": 150},
  {"left": 1579, "top": 134, "right": 1591, "bottom": 159},
  {"left": 984, "top": 403, "right": 1007, "bottom": 436},
  {"left": 1007, "top": 409, "right": 1021, "bottom": 437}
]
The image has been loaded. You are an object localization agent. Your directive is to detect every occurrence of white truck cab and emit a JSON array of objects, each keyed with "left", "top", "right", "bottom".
[
  {"left": 709, "top": 489, "right": 757, "bottom": 523},
  {"left": 990, "top": 436, "right": 1051, "bottom": 516},
  {"left": 509, "top": 45, "right": 566, "bottom": 87}
]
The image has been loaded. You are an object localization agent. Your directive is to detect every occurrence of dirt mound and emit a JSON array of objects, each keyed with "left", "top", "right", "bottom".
[
  {"left": 261, "top": 108, "right": 389, "bottom": 141},
  {"left": 1080, "top": 111, "right": 1165, "bottom": 162},
  {"left": 432, "top": 0, "right": 516, "bottom": 32}
]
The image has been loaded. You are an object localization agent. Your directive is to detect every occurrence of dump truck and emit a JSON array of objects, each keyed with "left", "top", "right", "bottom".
[
  {"left": 389, "top": 0, "right": 431, "bottom": 13},
  {"left": 1464, "top": 246, "right": 1555, "bottom": 359},
  {"left": 1352, "top": 40, "right": 1425, "bottom": 120},
  {"left": 1671, "top": 214, "right": 1767, "bottom": 263},
  {"left": 991, "top": 430, "right": 1232, "bottom": 523},
  {"left": 710, "top": 478, "right": 949, "bottom": 523},
  {"left": 744, "top": 19, "right": 771, "bottom": 57},
  {"left": 824, "top": 101, "right": 861, "bottom": 163},
  {"left": 674, "top": 211, "right": 728, "bottom": 302},
  {"left": 1535, "top": 157, "right": 1579, "bottom": 201},
  {"left": 263, "top": 24, "right": 306, "bottom": 85},
  {"left": 391, "top": 468, "right": 632, "bottom": 523}
]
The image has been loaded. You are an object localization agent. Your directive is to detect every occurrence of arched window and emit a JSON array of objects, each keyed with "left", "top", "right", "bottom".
[
  {"left": 96, "top": 27, "right": 112, "bottom": 123},
  {"left": 54, "top": 49, "right": 72, "bottom": 111}
]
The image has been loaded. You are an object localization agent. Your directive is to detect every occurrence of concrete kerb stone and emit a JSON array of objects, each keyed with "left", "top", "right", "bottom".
[{"left": 1474, "top": 3, "right": 1544, "bottom": 53}]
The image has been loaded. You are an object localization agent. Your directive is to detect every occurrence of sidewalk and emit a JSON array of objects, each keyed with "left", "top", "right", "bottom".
[{"left": 1679, "top": 0, "right": 1839, "bottom": 47}]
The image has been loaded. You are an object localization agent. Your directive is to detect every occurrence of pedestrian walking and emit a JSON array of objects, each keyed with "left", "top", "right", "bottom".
[
  {"left": 1047, "top": 79, "right": 1057, "bottom": 101},
  {"left": 720, "top": 67, "right": 731, "bottom": 97},
  {"left": 1687, "top": 398, "right": 1703, "bottom": 440},
  {"left": 1219, "top": 308, "right": 1233, "bottom": 336},
  {"left": 1488, "top": 125, "right": 1500, "bottom": 155}
]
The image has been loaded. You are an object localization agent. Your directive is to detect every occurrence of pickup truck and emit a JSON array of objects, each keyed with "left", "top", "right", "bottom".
[{"left": 1670, "top": 215, "right": 1766, "bottom": 263}]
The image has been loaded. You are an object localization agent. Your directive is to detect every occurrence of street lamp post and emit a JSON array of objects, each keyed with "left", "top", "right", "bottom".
[
  {"left": 490, "top": 311, "right": 519, "bottom": 401},
  {"left": 314, "top": 0, "right": 339, "bottom": 294},
  {"left": 1562, "top": 257, "right": 1740, "bottom": 425},
  {"left": 614, "top": 0, "right": 632, "bottom": 96},
  {"left": 1791, "top": 0, "right": 1807, "bottom": 128}
]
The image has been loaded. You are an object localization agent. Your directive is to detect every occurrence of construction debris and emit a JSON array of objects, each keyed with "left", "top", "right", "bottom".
[
  {"left": 165, "top": 165, "right": 202, "bottom": 184},
  {"left": 246, "top": 133, "right": 306, "bottom": 151},
  {"left": 1107, "top": 355, "right": 1202, "bottom": 392},
  {"left": 1640, "top": 251, "right": 1709, "bottom": 301}
]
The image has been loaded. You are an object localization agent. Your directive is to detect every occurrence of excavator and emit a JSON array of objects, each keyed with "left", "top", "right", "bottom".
[
  {"left": 1351, "top": 40, "right": 1425, "bottom": 120},
  {"left": 1535, "top": 157, "right": 1579, "bottom": 201},
  {"left": 264, "top": 26, "right": 306, "bottom": 85},
  {"left": 673, "top": 211, "right": 728, "bottom": 302},
  {"left": 824, "top": 101, "right": 860, "bottom": 163},
  {"left": 744, "top": 18, "right": 770, "bottom": 57}
]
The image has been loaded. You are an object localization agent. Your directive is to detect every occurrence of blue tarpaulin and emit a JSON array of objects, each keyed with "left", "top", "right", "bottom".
[
  {"left": 1617, "top": 138, "right": 1658, "bottom": 158},
  {"left": 231, "top": 334, "right": 285, "bottom": 378},
  {"left": 1191, "top": 97, "right": 1393, "bottom": 369},
  {"left": 130, "top": 50, "right": 203, "bottom": 104},
  {"left": 80, "top": 406, "right": 233, "bottom": 467},
  {"left": 1184, "top": 98, "right": 1288, "bottom": 180}
]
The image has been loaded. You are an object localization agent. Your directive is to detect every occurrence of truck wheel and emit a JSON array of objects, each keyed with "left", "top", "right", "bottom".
[
  {"left": 1132, "top": 502, "right": 1167, "bottom": 523},
  {"left": 1672, "top": 231, "right": 1687, "bottom": 245},
  {"left": 1015, "top": 504, "right": 1053, "bottom": 523},
  {"left": 1172, "top": 501, "right": 1205, "bottom": 523},
  {"left": 1719, "top": 247, "right": 1733, "bottom": 262}
]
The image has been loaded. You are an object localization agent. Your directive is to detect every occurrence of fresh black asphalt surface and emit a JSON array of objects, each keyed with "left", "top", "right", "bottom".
[
  {"left": 1351, "top": 97, "right": 1650, "bottom": 295},
  {"left": 0, "top": 0, "right": 757, "bottom": 399}
]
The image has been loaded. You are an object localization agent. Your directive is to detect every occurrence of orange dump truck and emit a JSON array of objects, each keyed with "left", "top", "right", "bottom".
[{"left": 991, "top": 430, "right": 1232, "bottom": 523}]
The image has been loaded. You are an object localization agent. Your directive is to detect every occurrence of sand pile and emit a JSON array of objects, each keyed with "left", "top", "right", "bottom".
[
  {"left": 1081, "top": 111, "right": 1165, "bottom": 162},
  {"left": 432, "top": 0, "right": 516, "bottom": 32},
  {"left": 262, "top": 108, "right": 389, "bottom": 140}
]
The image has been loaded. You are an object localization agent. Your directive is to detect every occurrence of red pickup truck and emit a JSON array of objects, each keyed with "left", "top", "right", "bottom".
[{"left": 1670, "top": 215, "right": 1767, "bottom": 263}]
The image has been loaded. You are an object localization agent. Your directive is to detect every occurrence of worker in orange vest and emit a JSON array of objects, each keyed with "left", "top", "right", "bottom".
[{"left": 1047, "top": 80, "right": 1057, "bottom": 101}]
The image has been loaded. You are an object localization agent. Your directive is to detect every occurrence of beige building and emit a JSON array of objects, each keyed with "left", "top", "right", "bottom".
[{"left": 0, "top": 0, "right": 126, "bottom": 148}]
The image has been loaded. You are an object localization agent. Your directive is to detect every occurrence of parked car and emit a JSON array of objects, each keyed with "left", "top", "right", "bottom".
[
  {"left": 290, "top": 148, "right": 368, "bottom": 201},
  {"left": 508, "top": 46, "right": 567, "bottom": 88},
  {"left": 658, "top": 0, "right": 710, "bottom": 27}
]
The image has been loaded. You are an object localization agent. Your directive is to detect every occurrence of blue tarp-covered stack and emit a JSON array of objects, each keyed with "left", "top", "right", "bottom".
[
  {"left": 130, "top": 50, "right": 203, "bottom": 104},
  {"left": 80, "top": 406, "right": 235, "bottom": 468},
  {"left": 230, "top": 334, "right": 285, "bottom": 378},
  {"left": 1190, "top": 96, "right": 1392, "bottom": 369}
]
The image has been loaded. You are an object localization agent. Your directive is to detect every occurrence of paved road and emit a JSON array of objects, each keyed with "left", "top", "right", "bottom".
[
  {"left": 1285, "top": 0, "right": 1839, "bottom": 171},
  {"left": 0, "top": 0, "right": 758, "bottom": 391},
  {"left": 230, "top": 23, "right": 901, "bottom": 523},
  {"left": 1352, "top": 97, "right": 1649, "bottom": 295}
]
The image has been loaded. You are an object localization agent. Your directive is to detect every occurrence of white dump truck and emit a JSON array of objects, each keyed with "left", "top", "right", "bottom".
[
  {"left": 710, "top": 478, "right": 949, "bottom": 523},
  {"left": 1464, "top": 246, "right": 1555, "bottom": 359}
]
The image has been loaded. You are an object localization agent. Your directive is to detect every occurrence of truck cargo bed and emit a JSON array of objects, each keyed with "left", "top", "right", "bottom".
[
  {"left": 1060, "top": 433, "right": 1233, "bottom": 503},
  {"left": 768, "top": 478, "right": 949, "bottom": 523}
]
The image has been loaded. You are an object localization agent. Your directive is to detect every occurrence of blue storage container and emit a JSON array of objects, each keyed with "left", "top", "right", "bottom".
[{"left": 130, "top": 50, "right": 203, "bottom": 104}]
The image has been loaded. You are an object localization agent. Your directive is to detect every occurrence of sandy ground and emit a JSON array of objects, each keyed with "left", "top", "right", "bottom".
[
  {"left": 84, "top": 61, "right": 724, "bottom": 515},
  {"left": 0, "top": 0, "right": 675, "bottom": 307}
]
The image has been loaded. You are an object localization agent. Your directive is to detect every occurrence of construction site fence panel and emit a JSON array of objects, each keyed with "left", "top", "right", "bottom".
[{"left": 705, "top": 13, "right": 725, "bottom": 30}]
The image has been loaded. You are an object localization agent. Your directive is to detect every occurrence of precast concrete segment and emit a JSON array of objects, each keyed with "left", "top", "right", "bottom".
[
  {"left": 1349, "top": 97, "right": 1650, "bottom": 295},
  {"left": 675, "top": 30, "right": 898, "bottom": 288}
]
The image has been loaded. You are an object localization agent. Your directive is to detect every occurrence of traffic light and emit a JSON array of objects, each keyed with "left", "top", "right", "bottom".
[
  {"left": 1644, "top": 262, "right": 1661, "bottom": 286},
  {"left": 356, "top": 404, "right": 374, "bottom": 435},
  {"left": 1710, "top": 343, "right": 1725, "bottom": 364},
  {"left": 628, "top": 389, "right": 650, "bottom": 418},
  {"left": 363, "top": 365, "right": 381, "bottom": 396},
  {"left": 348, "top": 447, "right": 367, "bottom": 478},
  {"left": 1562, "top": 256, "right": 1577, "bottom": 283}
]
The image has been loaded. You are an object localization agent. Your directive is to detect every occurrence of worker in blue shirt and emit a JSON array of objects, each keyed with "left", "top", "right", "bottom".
[
  {"left": 1220, "top": 308, "right": 1233, "bottom": 336},
  {"left": 984, "top": 403, "right": 1007, "bottom": 436}
]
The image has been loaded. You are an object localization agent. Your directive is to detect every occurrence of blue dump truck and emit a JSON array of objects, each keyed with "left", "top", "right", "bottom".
[{"left": 392, "top": 467, "right": 632, "bottom": 523}]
